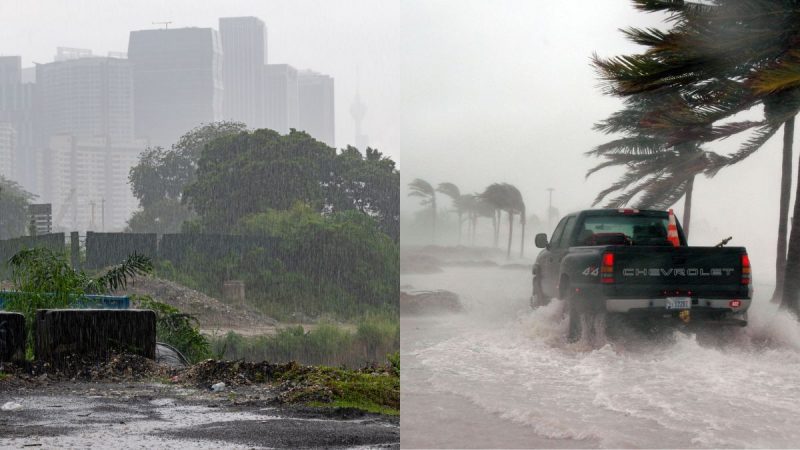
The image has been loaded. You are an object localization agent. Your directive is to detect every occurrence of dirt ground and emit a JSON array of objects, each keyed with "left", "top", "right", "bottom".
[{"left": 0, "top": 380, "right": 399, "bottom": 448}]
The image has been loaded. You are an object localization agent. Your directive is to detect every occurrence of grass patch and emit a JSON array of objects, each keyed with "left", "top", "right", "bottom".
[
  {"left": 278, "top": 365, "right": 399, "bottom": 415},
  {"left": 210, "top": 314, "right": 398, "bottom": 368},
  {"left": 0, "top": 372, "right": 9, "bottom": 381}
]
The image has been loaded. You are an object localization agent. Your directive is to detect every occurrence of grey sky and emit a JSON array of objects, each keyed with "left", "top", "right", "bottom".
[{"left": 1, "top": 1, "right": 786, "bottom": 280}]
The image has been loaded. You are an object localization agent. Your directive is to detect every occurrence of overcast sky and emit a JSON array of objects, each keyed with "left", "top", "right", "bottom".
[{"left": 1, "top": 1, "right": 789, "bottom": 281}]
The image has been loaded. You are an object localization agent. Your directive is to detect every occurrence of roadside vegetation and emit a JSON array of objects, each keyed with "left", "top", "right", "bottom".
[{"left": 210, "top": 313, "right": 399, "bottom": 368}]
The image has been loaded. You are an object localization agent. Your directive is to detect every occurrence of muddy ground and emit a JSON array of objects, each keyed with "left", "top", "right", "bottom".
[{"left": 0, "top": 380, "right": 398, "bottom": 448}]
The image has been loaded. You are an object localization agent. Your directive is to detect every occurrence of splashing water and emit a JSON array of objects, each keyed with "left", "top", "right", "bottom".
[{"left": 402, "top": 267, "right": 800, "bottom": 448}]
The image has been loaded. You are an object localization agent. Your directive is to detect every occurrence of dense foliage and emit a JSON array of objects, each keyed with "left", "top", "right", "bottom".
[
  {"left": 0, "top": 176, "right": 33, "bottom": 240},
  {"left": 133, "top": 295, "right": 212, "bottom": 364},
  {"left": 127, "top": 122, "right": 246, "bottom": 233}
]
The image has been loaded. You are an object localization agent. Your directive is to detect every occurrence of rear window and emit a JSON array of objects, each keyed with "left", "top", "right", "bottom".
[{"left": 577, "top": 214, "right": 674, "bottom": 246}]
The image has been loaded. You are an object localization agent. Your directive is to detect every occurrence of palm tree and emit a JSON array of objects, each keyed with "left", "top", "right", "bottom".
[
  {"left": 592, "top": 0, "right": 800, "bottom": 308},
  {"left": 408, "top": 178, "right": 437, "bottom": 243},
  {"left": 588, "top": 93, "right": 730, "bottom": 238},
  {"left": 437, "top": 182, "right": 464, "bottom": 244},
  {"left": 481, "top": 183, "right": 525, "bottom": 259}
]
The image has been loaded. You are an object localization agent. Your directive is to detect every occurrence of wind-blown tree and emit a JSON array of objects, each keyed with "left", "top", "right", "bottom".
[
  {"left": 593, "top": 0, "right": 800, "bottom": 308},
  {"left": 507, "top": 185, "right": 527, "bottom": 258},
  {"left": 588, "top": 93, "right": 729, "bottom": 238},
  {"left": 436, "top": 182, "right": 464, "bottom": 244},
  {"left": 0, "top": 177, "right": 34, "bottom": 240},
  {"left": 408, "top": 178, "right": 437, "bottom": 243},
  {"left": 481, "top": 183, "right": 524, "bottom": 259}
]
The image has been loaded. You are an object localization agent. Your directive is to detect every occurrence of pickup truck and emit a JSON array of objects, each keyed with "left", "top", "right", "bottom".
[{"left": 532, "top": 209, "right": 752, "bottom": 340}]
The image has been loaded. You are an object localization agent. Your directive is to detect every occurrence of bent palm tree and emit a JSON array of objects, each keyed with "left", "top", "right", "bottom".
[
  {"left": 408, "top": 178, "right": 437, "bottom": 243},
  {"left": 437, "top": 182, "right": 464, "bottom": 244},
  {"left": 592, "top": 0, "right": 800, "bottom": 308}
]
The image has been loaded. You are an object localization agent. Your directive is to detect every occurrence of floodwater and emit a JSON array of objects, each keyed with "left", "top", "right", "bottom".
[{"left": 401, "top": 266, "right": 800, "bottom": 448}]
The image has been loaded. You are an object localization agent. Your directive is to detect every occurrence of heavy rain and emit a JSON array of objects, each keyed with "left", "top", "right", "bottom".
[
  {"left": 0, "top": 1, "right": 398, "bottom": 447},
  {"left": 401, "top": 1, "right": 800, "bottom": 449}
]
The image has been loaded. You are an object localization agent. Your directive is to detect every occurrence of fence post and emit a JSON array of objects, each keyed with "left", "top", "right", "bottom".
[{"left": 70, "top": 231, "right": 80, "bottom": 269}]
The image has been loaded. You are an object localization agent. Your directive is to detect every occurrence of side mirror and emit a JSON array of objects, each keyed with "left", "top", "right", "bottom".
[{"left": 535, "top": 233, "right": 548, "bottom": 249}]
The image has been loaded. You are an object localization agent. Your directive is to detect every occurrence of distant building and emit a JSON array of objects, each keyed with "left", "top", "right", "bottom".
[
  {"left": 54, "top": 47, "right": 93, "bottom": 61},
  {"left": 39, "top": 135, "right": 144, "bottom": 231},
  {"left": 297, "top": 70, "right": 334, "bottom": 147},
  {"left": 0, "top": 56, "right": 21, "bottom": 85},
  {"left": 0, "top": 122, "right": 14, "bottom": 178},
  {"left": 219, "top": 16, "right": 267, "bottom": 128},
  {"left": 28, "top": 203, "right": 52, "bottom": 235},
  {"left": 128, "top": 27, "right": 223, "bottom": 147},
  {"left": 36, "top": 57, "right": 135, "bottom": 144},
  {"left": 0, "top": 56, "right": 36, "bottom": 188},
  {"left": 263, "top": 64, "right": 298, "bottom": 134}
]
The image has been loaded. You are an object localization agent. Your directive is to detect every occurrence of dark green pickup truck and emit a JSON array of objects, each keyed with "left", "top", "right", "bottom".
[{"left": 532, "top": 209, "right": 752, "bottom": 340}]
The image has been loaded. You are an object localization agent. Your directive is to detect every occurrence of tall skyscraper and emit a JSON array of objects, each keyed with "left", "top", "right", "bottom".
[
  {"left": 0, "top": 122, "right": 15, "bottom": 179},
  {"left": 263, "top": 64, "right": 298, "bottom": 134},
  {"left": 219, "top": 16, "right": 267, "bottom": 128},
  {"left": 36, "top": 57, "right": 135, "bottom": 144},
  {"left": 128, "top": 27, "right": 223, "bottom": 147},
  {"left": 0, "top": 56, "right": 37, "bottom": 188},
  {"left": 298, "top": 70, "right": 334, "bottom": 147}
]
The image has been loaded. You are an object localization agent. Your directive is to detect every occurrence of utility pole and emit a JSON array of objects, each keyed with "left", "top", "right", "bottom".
[
  {"left": 101, "top": 198, "right": 105, "bottom": 231},
  {"left": 546, "top": 188, "right": 555, "bottom": 229},
  {"left": 89, "top": 200, "right": 96, "bottom": 231}
]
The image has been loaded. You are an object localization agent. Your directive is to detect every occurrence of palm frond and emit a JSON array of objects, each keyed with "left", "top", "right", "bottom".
[{"left": 87, "top": 253, "right": 153, "bottom": 294}]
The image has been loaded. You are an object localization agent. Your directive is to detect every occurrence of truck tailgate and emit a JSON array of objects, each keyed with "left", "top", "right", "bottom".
[{"left": 606, "top": 246, "right": 749, "bottom": 299}]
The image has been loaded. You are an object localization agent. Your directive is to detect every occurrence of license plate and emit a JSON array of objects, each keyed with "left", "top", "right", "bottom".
[{"left": 665, "top": 297, "right": 691, "bottom": 310}]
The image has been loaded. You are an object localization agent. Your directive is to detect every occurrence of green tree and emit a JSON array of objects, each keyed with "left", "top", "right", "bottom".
[
  {"left": 0, "top": 176, "right": 33, "bottom": 240},
  {"left": 328, "top": 146, "right": 400, "bottom": 241},
  {"left": 126, "top": 198, "right": 195, "bottom": 234},
  {"left": 128, "top": 121, "right": 246, "bottom": 229},
  {"left": 408, "top": 178, "right": 437, "bottom": 243},
  {"left": 183, "top": 129, "right": 335, "bottom": 232}
]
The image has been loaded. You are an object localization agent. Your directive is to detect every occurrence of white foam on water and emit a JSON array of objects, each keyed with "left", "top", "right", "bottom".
[{"left": 405, "top": 268, "right": 800, "bottom": 448}]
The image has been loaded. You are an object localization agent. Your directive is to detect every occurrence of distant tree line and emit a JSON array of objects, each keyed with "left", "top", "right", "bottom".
[{"left": 408, "top": 179, "right": 532, "bottom": 259}]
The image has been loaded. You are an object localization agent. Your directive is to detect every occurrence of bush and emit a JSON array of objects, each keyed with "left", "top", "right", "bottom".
[{"left": 133, "top": 295, "right": 211, "bottom": 363}]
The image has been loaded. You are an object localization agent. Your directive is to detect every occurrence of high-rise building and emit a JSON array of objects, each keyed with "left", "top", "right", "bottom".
[
  {"left": 219, "top": 16, "right": 267, "bottom": 128},
  {"left": 128, "top": 27, "right": 223, "bottom": 147},
  {"left": 0, "top": 56, "right": 21, "bottom": 85},
  {"left": 0, "top": 122, "right": 15, "bottom": 179},
  {"left": 298, "top": 70, "right": 334, "bottom": 147},
  {"left": 0, "top": 56, "right": 37, "bottom": 188},
  {"left": 263, "top": 64, "right": 298, "bottom": 134},
  {"left": 41, "top": 135, "right": 144, "bottom": 231},
  {"left": 36, "top": 57, "right": 135, "bottom": 144}
]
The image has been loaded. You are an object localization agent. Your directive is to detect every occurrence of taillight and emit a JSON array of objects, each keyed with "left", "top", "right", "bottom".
[
  {"left": 741, "top": 253, "right": 751, "bottom": 285},
  {"left": 729, "top": 300, "right": 742, "bottom": 308},
  {"left": 601, "top": 252, "right": 614, "bottom": 284}
]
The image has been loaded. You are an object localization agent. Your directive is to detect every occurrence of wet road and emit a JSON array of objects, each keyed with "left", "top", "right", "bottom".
[
  {"left": 401, "top": 266, "right": 800, "bottom": 448},
  {"left": 0, "top": 382, "right": 399, "bottom": 448}
]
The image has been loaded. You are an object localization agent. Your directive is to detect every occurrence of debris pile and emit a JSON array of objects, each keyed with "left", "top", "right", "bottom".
[{"left": 400, "top": 290, "right": 463, "bottom": 315}]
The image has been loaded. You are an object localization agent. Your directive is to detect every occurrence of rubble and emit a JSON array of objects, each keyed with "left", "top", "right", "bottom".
[{"left": 400, "top": 290, "right": 463, "bottom": 315}]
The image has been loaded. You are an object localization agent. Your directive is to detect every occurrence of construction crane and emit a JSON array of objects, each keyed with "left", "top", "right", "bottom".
[{"left": 152, "top": 21, "right": 172, "bottom": 29}]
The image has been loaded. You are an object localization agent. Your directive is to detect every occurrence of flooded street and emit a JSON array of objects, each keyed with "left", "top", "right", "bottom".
[{"left": 401, "top": 266, "right": 800, "bottom": 448}]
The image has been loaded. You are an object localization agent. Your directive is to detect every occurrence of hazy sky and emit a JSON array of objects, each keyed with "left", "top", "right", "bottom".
[{"left": 1, "top": 1, "right": 789, "bottom": 280}]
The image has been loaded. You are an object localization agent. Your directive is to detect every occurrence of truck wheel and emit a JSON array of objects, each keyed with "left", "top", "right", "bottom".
[
  {"left": 567, "top": 299, "right": 582, "bottom": 342},
  {"left": 531, "top": 279, "right": 550, "bottom": 309},
  {"left": 565, "top": 286, "right": 583, "bottom": 342}
]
